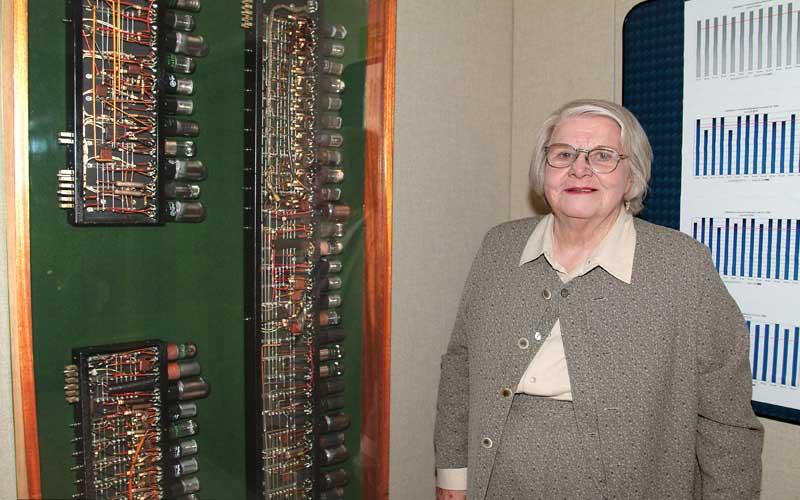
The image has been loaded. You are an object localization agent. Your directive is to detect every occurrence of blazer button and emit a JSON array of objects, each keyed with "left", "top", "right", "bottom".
[
  {"left": 561, "top": 288, "right": 570, "bottom": 298},
  {"left": 517, "top": 337, "right": 530, "bottom": 350},
  {"left": 481, "top": 437, "right": 493, "bottom": 449},
  {"left": 533, "top": 331, "right": 542, "bottom": 341},
  {"left": 500, "top": 387, "right": 512, "bottom": 397},
  {"left": 542, "top": 289, "right": 552, "bottom": 300}
]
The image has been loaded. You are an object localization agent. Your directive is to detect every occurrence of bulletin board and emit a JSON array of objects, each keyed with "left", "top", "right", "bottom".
[{"left": 623, "top": 0, "right": 800, "bottom": 425}]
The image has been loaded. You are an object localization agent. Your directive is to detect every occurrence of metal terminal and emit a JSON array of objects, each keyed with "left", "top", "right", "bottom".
[{"left": 57, "top": 131, "right": 75, "bottom": 145}]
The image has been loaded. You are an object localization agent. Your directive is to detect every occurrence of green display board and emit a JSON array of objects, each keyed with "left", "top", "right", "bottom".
[{"left": 27, "top": 1, "right": 368, "bottom": 497}]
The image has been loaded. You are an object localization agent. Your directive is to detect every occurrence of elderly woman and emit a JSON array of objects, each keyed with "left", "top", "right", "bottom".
[{"left": 434, "top": 99, "right": 763, "bottom": 499}]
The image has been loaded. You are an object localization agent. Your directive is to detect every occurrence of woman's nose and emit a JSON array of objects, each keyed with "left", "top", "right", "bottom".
[{"left": 569, "top": 152, "right": 594, "bottom": 176}]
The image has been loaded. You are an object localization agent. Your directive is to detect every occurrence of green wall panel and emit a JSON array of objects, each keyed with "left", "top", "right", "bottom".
[{"left": 27, "top": 1, "right": 369, "bottom": 498}]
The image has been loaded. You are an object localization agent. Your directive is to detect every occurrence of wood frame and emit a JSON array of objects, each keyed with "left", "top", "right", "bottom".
[
  {"left": 2, "top": 0, "right": 42, "bottom": 498},
  {"left": 362, "top": 0, "right": 395, "bottom": 498}
]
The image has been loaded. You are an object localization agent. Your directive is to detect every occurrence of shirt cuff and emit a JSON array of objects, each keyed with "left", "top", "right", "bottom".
[{"left": 436, "top": 468, "right": 468, "bottom": 490}]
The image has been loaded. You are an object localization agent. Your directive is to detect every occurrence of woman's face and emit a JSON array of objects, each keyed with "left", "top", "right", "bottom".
[{"left": 543, "top": 115, "right": 631, "bottom": 226}]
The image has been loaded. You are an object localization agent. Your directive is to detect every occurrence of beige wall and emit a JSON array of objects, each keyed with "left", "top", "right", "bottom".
[
  {"left": 392, "top": 0, "right": 800, "bottom": 498},
  {"left": 390, "top": 1, "right": 514, "bottom": 497}
]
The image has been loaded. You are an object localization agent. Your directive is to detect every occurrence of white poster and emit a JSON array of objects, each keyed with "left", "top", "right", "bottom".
[{"left": 682, "top": 0, "right": 800, "bottom": 412}]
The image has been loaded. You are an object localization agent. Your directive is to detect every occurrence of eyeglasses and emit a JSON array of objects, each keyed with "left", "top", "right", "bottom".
[{"left": 544, "top": 143, "right": 627, "bottom": 174}]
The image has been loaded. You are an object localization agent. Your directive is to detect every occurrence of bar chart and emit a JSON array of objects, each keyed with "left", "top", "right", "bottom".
[
  {"left": 695, "top": 2, "right": 800, "bottom": 79},
  {"left": 692, "top": 216, "right": 800, "bottom": 281},
  {"left": 748, "top": 320, "right": 799, "bottom": 388},
  {"left": 692, "top": 111, "right": 800, "bottom": 177}
]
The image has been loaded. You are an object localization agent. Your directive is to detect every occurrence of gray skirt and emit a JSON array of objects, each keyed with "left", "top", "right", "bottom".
[{"left": 484, "top": 395, "right": 601, "bottom": 500}]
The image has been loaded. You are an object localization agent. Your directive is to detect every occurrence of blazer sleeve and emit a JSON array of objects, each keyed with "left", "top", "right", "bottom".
[
  {"left": 434, "top": 232, "right": 490, "bottom": 470},
  {"left": 691, "top": 243, "right": 764, "bottom": 499}
]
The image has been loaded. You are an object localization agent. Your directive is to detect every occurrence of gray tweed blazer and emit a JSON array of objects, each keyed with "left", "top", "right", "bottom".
[{"left": 434, "top": 217, "right": 764, "bottom": 499}]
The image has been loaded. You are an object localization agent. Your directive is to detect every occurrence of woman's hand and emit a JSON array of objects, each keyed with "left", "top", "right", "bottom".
[{"left": 436, "top": 487, "right": 467, "bottom": 499}]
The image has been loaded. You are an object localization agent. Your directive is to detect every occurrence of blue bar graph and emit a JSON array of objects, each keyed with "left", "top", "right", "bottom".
[
  {"left": 693, "top": 111, "right": 800, "bottom": 177},
  {"left": 747, "top": 321, "right": 799, "bottom": 388},
  {"left": 692, "top": 217, "right": 800, "bottom": 281}
]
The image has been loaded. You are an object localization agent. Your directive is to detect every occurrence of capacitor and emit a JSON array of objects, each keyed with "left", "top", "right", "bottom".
[
  {"left": 319, "top": 394, "right": 346, "bottom": 412},
  {"left": 320, "top": 40, "right": 346, "bottom": 58},
  {"left": 319, "top": 413, "right": 350, "bottom": 433},
  {"left": 317, "top": 203, "right": 351, "bottom": 221},
  {"left": 167, "top": 439, "right": 199, "bottom": 460},
  {"left": 317, "top": 376, "right": 345, "bottom": 397},
  {"left": 319, "top": 60, "right": 345, "bottom": 78},
  {"left": 168, "top": 376, "right": 210, "bottom": 401},
  {"left": 168, "top": 0, "right": 201, "bottom": 11},
  {"left": 323, "top": 275, "right": 343, "bottom": 290},
  {"left": 164, "top": 200, "right": 206, "bottom": 223},
  {"left": 170, "top": 457, "right": 199, "bottom": 479},
  {"left": 317, "top": 148, "right": 343, "bottom": 166},
  {"left": 164, "top": 139, "right": 196, "bottom": 157},
  {"left": 163, "top": 96, "right": 195, "bottom": 115},
  {"left": 319, "top": 168, "right": 345, "bottom": 184},
  {"left": 164, "top": 73, "right": 195, "bottom": 95},
  {"left": 166, "top": 54, "right": 196, "bottom": 74},
  {"left": 318, "top": 328, "right": 346, "bottom": 346},
  {"left": 319, "top": 344, "right": 344, "bottom": 361},
  {"left": 166, "top": 32, "right": 209, "bottom": 57},
  {"left": 320, "top": 76, "right": 346, "bottom": 94},
  {"left": 167, "top": 419, "right": 198, "bottom": 440},
  {"left": 319, "top": 361, "right": 343, "bottom": 378},
  {"left": 322, "top": 24, "right": 348, "bottom": 39},
  {"left": 319, "top": 487, "right": 346, "bottom": 500},
  {"left": 321, "top": 469, "right": 349, "bottom": 490},
  {"left": 317, "top": 187, "right": 342, "bottom": 202},
  {"left": 167, "top": 342, "right": 197, "bottom": 360},
  {"left": 167, "top": 359, "right": 202, "bottom": 380},
  {"left": 324, "top": 259, "right": 343, "bottom": 273},
  {"left": 317, "top": 222, "right": 345, "bottom": 238},
  {"left": 319, "top": 293, "right": 342, "bottom": 309},
  {"left": 164, "top": 158, "right": 207, "bottom": 181},
  {"left": 163, "top": 118, "right": 200, "bottom": 137},
  {"left": 168, "top": 475, "right": 201, "bottom": 497},
  {"left": 317, "top": 133, "right": 344, "bottom": 148},
  {"left": 318, "top": 309, "right": 341, "bottom": 327},
  {"left": 318, "top": 431, "right": 345, "bottom": 449},
  {"left": 319, "top": 114, "right": 342, "bottom": 130},
  {"left": 165, "top": 11, "right": 196, "bottom": 31},
  {"left": 320, "top": 444, "right": 349, "bottom": 466},
  {"left": 166, "top": 401, "right": 199, "bottom": 421},
  {"left": 164, "top": 181, "right": 201, "bottom": 200},
  {"left": 320, "top": 95, "right": 343, "bottom": 111},
  {"left": 322, "top": 59, "right": 345, "bottom": 76},
  {"left": 318, "top": 239, "right": 344, "bottom": 256}
]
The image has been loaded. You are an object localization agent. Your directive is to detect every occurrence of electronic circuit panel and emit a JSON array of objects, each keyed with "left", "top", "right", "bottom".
[
  {"left": 64, "top": 340, "right": 210, "bottom": 499},
  {"left": 242, "top": 1, "right": 351, "bottom": 498},
  {"left": 59, "top": 0, "right": 209, "bottom": 225}
]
